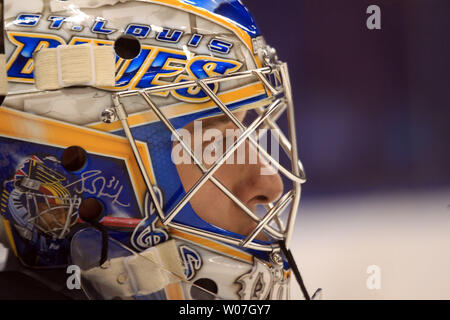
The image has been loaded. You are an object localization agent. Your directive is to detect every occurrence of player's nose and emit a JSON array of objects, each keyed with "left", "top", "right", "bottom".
[{"left": 235, "top": 152, "right": 284, "bottom": 209}]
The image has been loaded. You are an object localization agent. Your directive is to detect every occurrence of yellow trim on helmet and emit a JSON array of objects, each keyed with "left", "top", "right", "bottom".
[
  {"left": 87, "top": 82, "right": 268, "bottom": 132},
  {"left": 170, "top": 227, "right": 253, "bottom": 264}
]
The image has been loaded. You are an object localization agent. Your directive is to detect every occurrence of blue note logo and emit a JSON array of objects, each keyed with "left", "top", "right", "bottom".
[
  {"left": 179, "top": 245, "right": 202, "bottom": 281},
  {"left": 131, "top": 188, "right": 168, "bottom": 251}
]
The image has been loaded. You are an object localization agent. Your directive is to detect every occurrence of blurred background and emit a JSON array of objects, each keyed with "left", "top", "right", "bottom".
[
  {"left": 0, "top": 0, "right": 448, "bottom": 300},
  {"left": 244, "top": 0, "right": 450, "bottom": 299}
]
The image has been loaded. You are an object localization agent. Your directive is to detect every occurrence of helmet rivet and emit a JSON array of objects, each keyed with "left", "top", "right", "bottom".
[
  {"left": 79, "top": 198, "right": 104, "bottom": 223},
  {"left": 117, "top": 273, "right": 128, "bottom": 284},
  {"left": 101, "top": 109, "right": 118, "bottom": 124}
]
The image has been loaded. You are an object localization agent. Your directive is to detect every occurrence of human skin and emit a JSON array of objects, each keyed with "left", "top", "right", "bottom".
[{"left": 174, "top": 112, "right": 283, "bottom": 238}]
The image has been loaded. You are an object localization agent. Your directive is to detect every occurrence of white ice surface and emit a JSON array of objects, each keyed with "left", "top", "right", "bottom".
[
  {"left": 0, "top": 189, "right": 448, "bottom": 299},
  {"left": 289, "top": 189, "right": 450, "bottom": 300}
]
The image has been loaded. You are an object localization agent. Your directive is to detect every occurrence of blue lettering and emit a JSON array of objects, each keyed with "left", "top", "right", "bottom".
[
  {"left": 91, "top": 18, "right": 116, "bottom": 35},
  {"left": 14, "top": 14, "right": 41, "bottom": 27},
  {"left": 173, "top": 57, "right": 242, "bottom": 101},
  {"left": 188, "top": 34, "right": 203, "bottom": 47},
  {"left": 48, "top": 16, "right": 67, "bottom": 29},
  {"left": 116, "top": 48, "right": 152, "bottom": 89},
  {"left": 5, "top": 31, "right": 239, "bottom": 98},
  {"left": 134, "top": 50, "right": 187, "bottom": 90},
  {"left": 156, "top": 28, "right": 184, "bottom": 43},
  {"left": 209, "top": 39, "right": 233, "bottom": 54},
  {"left": 125, "top": 24, "right": 151, "bottom": 39},
  {"left": 7, "top": 33, "right": 65, "bottom": 81}
]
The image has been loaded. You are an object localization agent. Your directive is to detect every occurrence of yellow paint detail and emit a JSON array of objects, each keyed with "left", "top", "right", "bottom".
[
  {"left": 21, "top": 59, "right": 35, "bottom": 75},
  {"left": 67, "top": 1, "right": 263, "bottom": 68},
  {"left": 284, "top": 270, "right": 291, "bottom": 280},
  {"left": 88, "top": 82, "right": 267, "bottom": 132},
  {"left": 165, "top": 282, "right": 184, "bottom": 300},
  {"left": 109, "top": 45, "right": 156, "bottom": 91},
  {"left": 171, "top": 56, "right": 243, "bottom": 104},
  {"left": 170, "top": 228, "right": 253, "bottom": 264},
  {"left": 0, "top": 107, "right": 154, "bottom": 207},
  {"left": 21, "top": 41, "right": 51, "bottom": 75}
]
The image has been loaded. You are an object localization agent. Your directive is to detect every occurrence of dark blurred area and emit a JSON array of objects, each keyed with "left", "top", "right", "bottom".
[{"left": 244, "top": 0, "right": 450, "bottom": 197}]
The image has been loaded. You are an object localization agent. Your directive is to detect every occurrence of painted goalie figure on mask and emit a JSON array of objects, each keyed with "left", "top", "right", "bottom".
[{"left": 0, "top": 0, "right": 319, "bottom": 300}]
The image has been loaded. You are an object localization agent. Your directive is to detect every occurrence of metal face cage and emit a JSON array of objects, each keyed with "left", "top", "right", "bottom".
[{"left": 107, "top": 59, "right": 307, "bottom": 252}]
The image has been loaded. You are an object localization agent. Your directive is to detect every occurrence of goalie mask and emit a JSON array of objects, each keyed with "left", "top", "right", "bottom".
[{"left": 0, "top": 0, "right": 315, "bottom": 300}]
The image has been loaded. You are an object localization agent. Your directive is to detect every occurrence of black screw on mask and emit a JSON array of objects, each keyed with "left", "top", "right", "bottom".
[
  {"left": 114, "top": 35, "right": 141, "bottom": 60},
  {"left": 79, "top": 198, "right": 109, "bottom": 267},
  {"left": 191, "top": 278, "right": 218, "bottom": 300},
  {"left": 61, "top": 146, "right": 87, "bottom": 172}
]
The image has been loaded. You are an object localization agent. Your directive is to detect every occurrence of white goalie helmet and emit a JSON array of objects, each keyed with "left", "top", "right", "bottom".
[{"left": 0, "top": 0, "right": 317, "bottom": 300}]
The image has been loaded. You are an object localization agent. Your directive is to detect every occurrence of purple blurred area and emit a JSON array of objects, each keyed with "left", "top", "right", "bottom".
[{"left": 244, "top": 0, "right": 450, "bottom": 197}]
